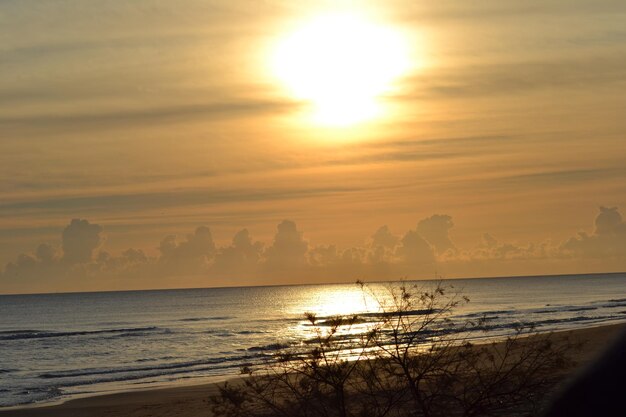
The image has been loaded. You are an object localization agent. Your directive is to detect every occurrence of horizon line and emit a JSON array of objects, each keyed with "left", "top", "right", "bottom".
[{"left": 1, "top": 270, "right": 624, "bottom": 297}]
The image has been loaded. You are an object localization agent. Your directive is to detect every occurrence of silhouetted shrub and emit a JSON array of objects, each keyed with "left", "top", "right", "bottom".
[{"left": 211, "top": 282, "right": 575, "bottom": 417}]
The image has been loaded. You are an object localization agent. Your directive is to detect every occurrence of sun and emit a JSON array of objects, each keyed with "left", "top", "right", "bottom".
[{"left": 271, "top": 13, "right": 412, "bottom": 127}]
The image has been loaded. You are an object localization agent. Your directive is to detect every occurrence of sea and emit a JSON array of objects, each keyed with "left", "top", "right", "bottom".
[{"left": 1, "top": 273, "right": 625, "bottom": 409}]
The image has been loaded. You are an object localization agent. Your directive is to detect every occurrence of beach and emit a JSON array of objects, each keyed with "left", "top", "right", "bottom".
[{"left": 3, "top": 322, "right": 624, "bottom": 417}]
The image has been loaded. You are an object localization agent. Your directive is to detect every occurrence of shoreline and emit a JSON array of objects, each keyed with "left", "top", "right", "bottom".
[
  {"left": 2, "top": 322, "right": 625, "bottom": 417},
  {"left": 0, "top": 373, "right": 237, "bottom": 411}
]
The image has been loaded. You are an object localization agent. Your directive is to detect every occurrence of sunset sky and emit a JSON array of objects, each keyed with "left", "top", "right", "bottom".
[{"left": 1, "top": 0, "right": 625, "bottom": 294}]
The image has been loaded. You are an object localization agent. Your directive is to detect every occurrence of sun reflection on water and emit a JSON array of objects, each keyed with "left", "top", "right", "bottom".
[
  {"left": 289, "top": 286, "right": 380, "bottom": 317},
  {"left": 284, "top": 285, "right": 386, "bottom": 344}
]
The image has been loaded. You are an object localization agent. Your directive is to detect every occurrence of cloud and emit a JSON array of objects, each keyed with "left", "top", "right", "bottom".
[
  {"left": 560, "top": 206, "right": 626, "bottom": 259},
  {"left": 0, "top": 100, "right": 299, "bottom": 133},
  {"left": 395, "top": 230, "right": 436, "bottom": 267},
  {"left": 309, "top": 245, "right": 339, "bottom": 267},
  {"left": 97, "top": 248, "right": 149, "bottom": 273},
  {"left": 493, "top": 169, "right": 617, "bottom": 188},
  {"left": 398, "top": 0, "right": 626, "bottom": 23},
  {"left": 2, "top": 208, "right": 626, "bottom": 293},
  {"left": 308, "top": 245, "right": 367, "bottom": 268},
  {"left": 371, "top": 225, "right": 399, "bottom": 249},
  {"left": 402, "top": 54, "right": 626, "bottom": 101},
  {"left": 465, "top": 233, "right": 547, "bottom": 261},
  {"left": 157, "top": 226, "right": 216, "bottom": 277},
  {"left": 594, "top": 206, "right": 626, "bottom": 235},
  {"left": 62, "top": 218, "right": 104, "bottom": 264},
  {"left": 264, "top": 220, "right": 308, "bottom": 270},
  {"left": 2, "top": 242, "right": 64, "bottom": 288},
  {"left": 213, "top": 229, "right": 263, "bottom": 276},
  {"left": 449, "top": 208, "right": 626, "bottom": 264},
  {"left": 417, "top": 214, "right": 456, "bottom": 254},
  {"left": 0, "top": 185, "right": 365, "bottom": 218},
  {"left": 482, "top": 233, "right": 498, "bottom": 248},
  {"left": 1, "top": 219, "right": 107, "bottom": 290},
  {"left": 159, "top": 226, "right": 216, "bottom": 260},
  {"left": 36, "top": 243, "right": 57, "bottom": 264},
  {"left": 323, "top": 135, "right": 512, "bottom": 168}
]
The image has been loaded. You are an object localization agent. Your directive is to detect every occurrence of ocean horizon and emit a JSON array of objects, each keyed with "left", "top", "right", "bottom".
[
  {"left": 3, "top": 271, "right": 625, "bottom": 297},
  {"left": 2, "top": 272, "right": 626, "bottom": 408}
]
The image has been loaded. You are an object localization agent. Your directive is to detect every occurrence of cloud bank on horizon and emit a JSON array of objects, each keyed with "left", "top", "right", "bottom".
[{"left": 2, "top": 207, "right": 625, "bottom": 294}]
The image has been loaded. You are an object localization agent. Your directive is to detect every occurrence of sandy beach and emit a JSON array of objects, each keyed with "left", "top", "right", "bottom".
[{"left": 2, "top": 322, "right": 624, "bottom": 417}]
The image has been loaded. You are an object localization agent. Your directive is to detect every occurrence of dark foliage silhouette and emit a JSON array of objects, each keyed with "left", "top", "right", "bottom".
[{"left": 211, "top": 282, "right": 575, "bottom": 417}]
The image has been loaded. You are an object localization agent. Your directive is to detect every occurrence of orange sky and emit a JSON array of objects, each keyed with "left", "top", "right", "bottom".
[{"left": 1, "top": 0, "right": 625, "bottom": 294}]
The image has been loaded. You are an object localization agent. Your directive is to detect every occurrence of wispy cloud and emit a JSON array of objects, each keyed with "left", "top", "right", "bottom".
[
  {"left": 0, "top": 185, "right": 365, "bottom": 217},
  {"left": 0, "top": 99, "right": 300, "bottom": 133},
  {"left": 399, "top": 55, "right": 626, "bottom": 101}
]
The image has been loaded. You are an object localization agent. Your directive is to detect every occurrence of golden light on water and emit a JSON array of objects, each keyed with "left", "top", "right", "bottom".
[
  {"left": 291, "top": 286, "right": 382, "bottom": 341},
  {"left": 291, "top": 286, "right": 380, "bottom": 318},
  {"left": 271, "top": 13, "right": 413, "bottom": 127}
]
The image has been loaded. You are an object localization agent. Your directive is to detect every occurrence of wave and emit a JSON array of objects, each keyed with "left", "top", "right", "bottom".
[
  {"left": 356, "top": 313, "right": 626, "bottom": 343},
  {"left": 463, "top": 310, "right": 516, "bottom": 318},
  {"left": 201, "top": 329, "right": 265, "bottom": 336},
  {"left": 39, "top": 354, "right": 256, "bottom": 380},
  {"left": 204, "top": 330, "right": 234, "bottom": 337},
  {"left": 535, "top": 306, "right": 598, "bottom": 314},
  {"left": 32, "top": 359, "right": 256, "bottom": 392},
  {"left": 135, "top": 356, "right": 177, "bottom": 363},
  {"left": 179, "top": 316, "right": 232, "bottom": 322},
  {"left": 297, "top": 304, "right": 626, "bottom": 346},
  {"left": 55, "top": 362, "right": 245, "bottom": 388},
  {"left": 363, "top": 308, "right": 439, "bottom": 318},
  {"left": 472, "top": 314, "right": 625, "bottom": 333},
  {"left": 0, "top": 326, "right": 160, "bottom": 341},
  {"left": 314, "top": 317, "right": 368, "bottom": 327},
  {"left": 308, "top": 309, "right": 441, "bottom": 328},
  {"left": 247, "top": 342, "right": 291, "bottom": 352},
  {"left": 563, "top": 306, "right": 598, "bottom": 312},
  {"left": 543, "top": 312, "right": 617, "bottom": 325}
]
